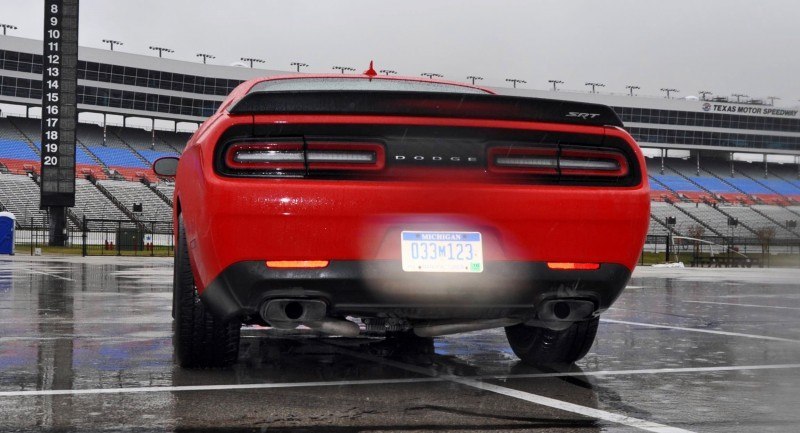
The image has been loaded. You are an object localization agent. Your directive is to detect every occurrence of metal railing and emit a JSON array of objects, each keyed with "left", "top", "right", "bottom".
[{"left": 15, "top": 217, "right": 174, "bottom": 257}]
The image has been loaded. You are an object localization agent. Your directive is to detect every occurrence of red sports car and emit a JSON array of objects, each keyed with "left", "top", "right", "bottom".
[{"left": 155, "top": 73, "right": 650, "bottom": 368}]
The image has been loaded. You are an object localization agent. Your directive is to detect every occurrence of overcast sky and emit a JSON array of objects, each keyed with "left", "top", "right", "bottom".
[{"left": 3, "top": 0, "right": 799, "bottom": 104}]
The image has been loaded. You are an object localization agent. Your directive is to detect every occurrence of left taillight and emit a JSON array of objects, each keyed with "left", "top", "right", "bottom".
[{"left": 223, "top": 140, "right": 385, "bottom": 176}]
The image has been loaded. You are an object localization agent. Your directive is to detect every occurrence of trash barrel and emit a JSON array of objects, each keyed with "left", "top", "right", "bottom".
[{"left": 0, "top": 211, "right": 16, "bottom": 255}]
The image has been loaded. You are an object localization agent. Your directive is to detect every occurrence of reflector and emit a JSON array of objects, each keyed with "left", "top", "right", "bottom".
[
  {"left": 547, "top": 262, "right": 600, "bottom": 270},
  {"left": 266, "top": 260, "right": 330, "bottom": 268}
]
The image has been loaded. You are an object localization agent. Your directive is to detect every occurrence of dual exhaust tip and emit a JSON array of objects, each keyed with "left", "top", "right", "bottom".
[{"left": 259, "top": 298, "right": 596, "bottom": 337}]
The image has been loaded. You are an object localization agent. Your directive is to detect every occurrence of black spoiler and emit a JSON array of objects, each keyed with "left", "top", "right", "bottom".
[{"left": 228, "top": 90, "right": 623, "bottom": 128}]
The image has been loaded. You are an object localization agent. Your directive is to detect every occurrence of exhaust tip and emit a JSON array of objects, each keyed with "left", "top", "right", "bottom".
[
  {"left": 284, "top": 301, "right": 304, "bottom": 320},
  {"left": 553, "top": 302, "right": 571, "bottom": 320}
]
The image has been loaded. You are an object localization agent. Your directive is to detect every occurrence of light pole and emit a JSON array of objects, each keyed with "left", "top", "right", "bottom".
[
  {"left": 766, "top": 96, "right": 780, "bottom": 106},
  {"left": 731, "top": 93, "right": 748, "bottom": 103},
  {"left": 626, "top": 85, "right": 640, "bottom": 96},
  {"left": 241, "top": 57, "right": 265, "bottom": 68},
  {"left": 548, "top": 79, "right": 563, "bottom": 91},
  {"left": 102, "top": 39, "right": 123, "bottom": 51},
  {"left": 585, "top": 82, "right": 605, "bottom": 93},
  {"left": 332, "top": 66, "right": 355, "bottom": 74},
  {"left": 149, "top": 46, "right": 174, "bottom": 58},
  {"left": 466, "top": 76, "right": 483, "bottom": 85},
  {"left": 660, "top": 88, "right": 679, "bottom": 98},
  {"left": 699, "top": 90, "right": 713, "bottom": 100},
  {"left": 196, "top": 53, "right": 215, "bottom": 64},
  {"left": 505, "top": 78, "right": 526, "bottom": 89},
  {"left": 290, "top": 62, "right": 308, "bottom": 72},
  {"left": 379, "top": 69, "right": 397, "bottom": 76},
  {"left": 0, "top": 24, "right": 17, "bottom": 35},
  {"left": 421, "top": 73, "right": 443, "bottom": 79}
]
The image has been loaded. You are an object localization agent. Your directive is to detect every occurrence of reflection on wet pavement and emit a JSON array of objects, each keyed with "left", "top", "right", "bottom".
[{"left": 0, "top": 256, "right": 799, "bottom": 432}]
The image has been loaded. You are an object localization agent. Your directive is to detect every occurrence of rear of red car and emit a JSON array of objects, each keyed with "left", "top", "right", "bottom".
[{"left": 171, "top": 75, "right": 649, "bottom": 368}]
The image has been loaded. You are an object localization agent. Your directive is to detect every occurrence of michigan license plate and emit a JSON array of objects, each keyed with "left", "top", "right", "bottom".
[{"left": 401, "top": 231, "right": 483, "bottom": 273}]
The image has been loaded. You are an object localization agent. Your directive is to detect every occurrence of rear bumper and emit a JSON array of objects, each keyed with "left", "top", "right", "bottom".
[{"left": 201, "top": 260, "right": 631, "bottom": 322}]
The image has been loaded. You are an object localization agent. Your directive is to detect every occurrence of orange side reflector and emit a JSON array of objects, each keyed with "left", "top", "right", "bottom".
[
  {"left": 547, "top": 262, "right": 600, "bottom": 270},
  {"left": 266, "top": 260, "right": 330, "bottom": 269}
]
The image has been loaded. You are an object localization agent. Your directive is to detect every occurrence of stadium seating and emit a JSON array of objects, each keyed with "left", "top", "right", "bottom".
[
  {"left": 649, "top": 202, "right": 677, "bottom": 235},
  {"left": 138, "top": 149, "right": 179, "bottom": 164},
  {"left": 97, "top": 179, "right": 172, "bottom": 222},
  {"left": 0, "top": 173, "right": 47, "bottom": 226},
  {"left": 649, "top": 173, "right": 714, "bottom": 203},
  {"left": 72, "top": 178, "right": 129, "bottom": 221},
  {"left": 1, "top": 117, "right": 799, "bottom": 245}
]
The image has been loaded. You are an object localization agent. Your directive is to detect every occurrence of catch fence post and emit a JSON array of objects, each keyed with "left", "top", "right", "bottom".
[{"left": 82, "top": 216, "right": 87, "bottom": 257}]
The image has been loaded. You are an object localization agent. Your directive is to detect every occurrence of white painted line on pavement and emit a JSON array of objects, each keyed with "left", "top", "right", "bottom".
[
  {"left": 0, "top": 377, "right": 440, "bottom": 397},
  {"left": 1, "top": 361, "right": 798, "bottom": 413},
  {"left": 682, "top": 300, "right": 800, "bottom": 311},
  {"left": 330, "top": 344, "right": 696, "bottom": 433},
  {"left": 26, "top": 270, "right": 74, "bottom": 282},
  {"left": 451, "top": 376, "right": 694, "bottom": 433},
  {"left": 602, "top": 318, "right": 800, "bottom": 344},
  {"left": 487, "top": 363, "right": 800, "bottom": 380}
]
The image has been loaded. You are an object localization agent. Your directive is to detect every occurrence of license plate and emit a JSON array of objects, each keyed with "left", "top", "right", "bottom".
[{"left": 401, "top": 231, "right": 483, "bottom": 273}]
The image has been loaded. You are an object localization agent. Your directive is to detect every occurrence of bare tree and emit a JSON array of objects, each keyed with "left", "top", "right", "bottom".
[
  {"left": 756, "top": 227, "right": 776, "bottom": 254},
  {"left": 687, "top": 224, "right": 706, "bottom": 258}
]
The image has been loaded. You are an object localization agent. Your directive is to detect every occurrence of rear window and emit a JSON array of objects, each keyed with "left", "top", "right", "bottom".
[{"left": 248, "top": 77, "right": 488, "bottom": 94}]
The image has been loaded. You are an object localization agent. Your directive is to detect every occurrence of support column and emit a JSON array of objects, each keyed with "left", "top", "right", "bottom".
[
  {"left": 729, "top": 152, "right": 734, "bottom": 176},
  {"left": 696, "top": 152, "right": 700, "bottom": 176},
  {"left": 47, "top": 206, "right": 68, "bottom": 247}
]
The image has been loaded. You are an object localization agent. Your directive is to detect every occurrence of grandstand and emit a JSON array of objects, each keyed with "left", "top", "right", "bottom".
[{"left": 1, "top": 33, "right": 799, "bottom": 254}]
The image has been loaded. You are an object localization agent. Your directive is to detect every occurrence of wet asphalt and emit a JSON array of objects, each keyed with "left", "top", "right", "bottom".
[{"left": 0, "top": 256, "right": 799, "bottom": 432}]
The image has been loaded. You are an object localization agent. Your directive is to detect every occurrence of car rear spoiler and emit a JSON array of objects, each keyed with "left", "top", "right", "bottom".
[{"left": 228, "top": 91, "right": 624, "bottom": 128}]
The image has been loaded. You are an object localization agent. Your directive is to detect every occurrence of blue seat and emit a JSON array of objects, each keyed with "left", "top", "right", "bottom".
[
  {"left": 723, "top": 177, "right": 771, "bottom": 194},
  {"left": 0, "top": 140, "right": 38, "bottom": 160},
  {"left": 87, "top": 146, "right": 148, "bottom": 168},
  {"left": 688, "top": 176, "right": 737, "bottom": 193},
  {"left": 138, "top": 149, "right": 178, "bottom": 164},
  {"left": 651, "top": 174, "right": 702, "bottom": 192},
  {"left": 758, "top": 179, "right": 800, "bottom": 195}
]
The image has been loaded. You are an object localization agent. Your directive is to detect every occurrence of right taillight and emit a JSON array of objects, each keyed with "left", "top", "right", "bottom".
[
  {"left": 488, "top": 145, "right": 628, "bottom": 178},
  {"left": 559, "top": 146, "right": 628, "bottom": 178}
]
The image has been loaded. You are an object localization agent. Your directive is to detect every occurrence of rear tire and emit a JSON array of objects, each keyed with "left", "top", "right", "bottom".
[
  {"left": 505, "top": 317, "right": 599, "bottom": 366},
  {"left": 173, "top": 215, "right": 240, "bottom": 368}
]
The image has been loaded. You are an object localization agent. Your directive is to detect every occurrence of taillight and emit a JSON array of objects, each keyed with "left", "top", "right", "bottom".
[
  {"left": 559, "top": 147, "right": 628, "bottom": 177},
  {"left": 488, "top": 146, "right": 628, "bottom": 178},
  {"left": 224, "top": 140, "right": 385, "bottom": 175},
  {"left": 306, "top": 142, "right": 385, "bottom": 171},
  {"left": 225, "top": 142, "right": 305, "bottom": 172},
  {"left": 487, "top": 147, "right": 558, "bottom": 175}
]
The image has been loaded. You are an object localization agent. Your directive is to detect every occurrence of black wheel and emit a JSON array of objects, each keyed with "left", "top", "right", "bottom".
[
  {"left": 173, "top": 215, "right": 240, "bottom": 368},
  {"left": 505, "top": 317, "right": 599, "bottom": 366}
]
